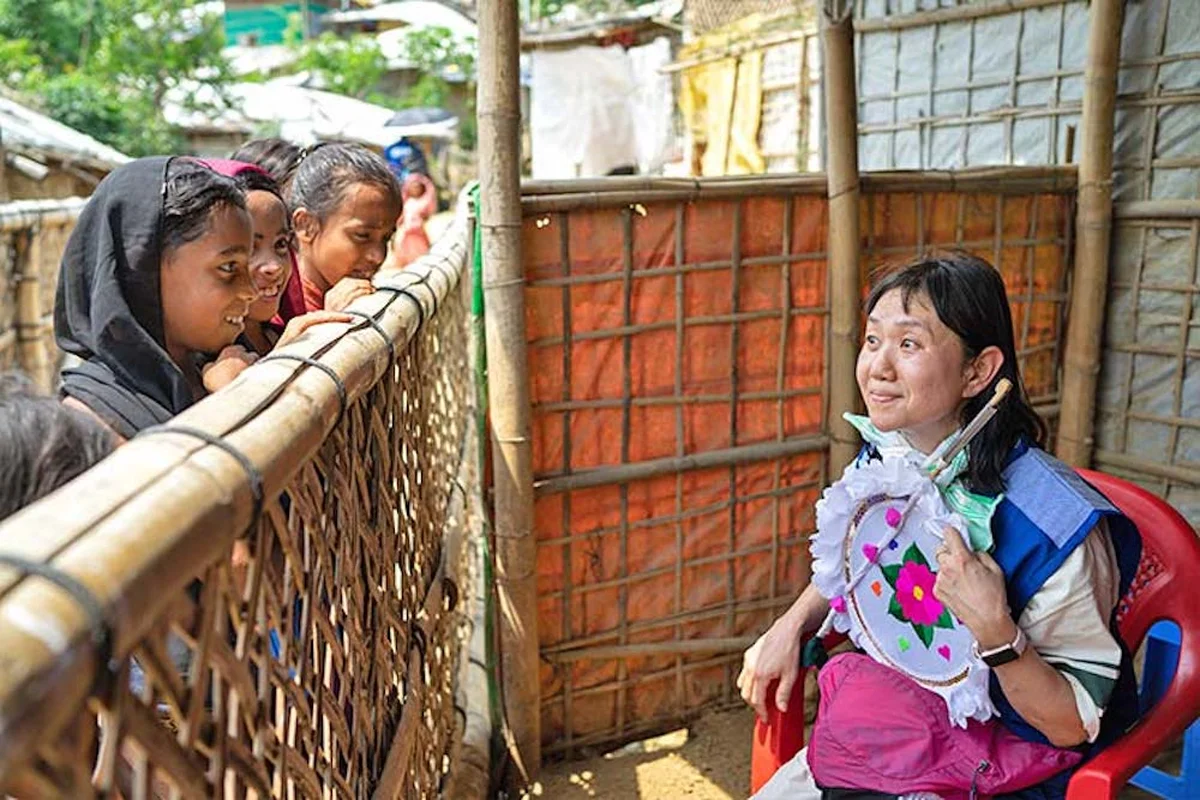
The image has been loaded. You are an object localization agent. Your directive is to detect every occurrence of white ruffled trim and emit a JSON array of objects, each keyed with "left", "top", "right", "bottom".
[{"left": 810, "top": 456, "right": 997, "bottom": 727}]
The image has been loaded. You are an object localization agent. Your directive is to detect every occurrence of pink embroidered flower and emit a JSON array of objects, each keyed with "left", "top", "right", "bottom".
[{"left": 894, "top": 561, "right": 943, "bottom": 626}]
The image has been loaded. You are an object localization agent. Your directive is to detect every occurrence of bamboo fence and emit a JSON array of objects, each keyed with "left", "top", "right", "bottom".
[
  {"left": 0, "top": 205, "right": 479, "bottom": 798},
  {"left": 0, "top": 197, "right": 86, "bottom": 391},
  {"left": 520, "top": 166, "right": 1075, "bottom": 756}
]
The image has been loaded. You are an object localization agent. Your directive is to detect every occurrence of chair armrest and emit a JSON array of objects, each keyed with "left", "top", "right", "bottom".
[
  {"left": 749, "top": 632, "right": 847, "bottom": 794},
  {"left": 1066, "top": 678, "right": 1200, "bottom": 800}
]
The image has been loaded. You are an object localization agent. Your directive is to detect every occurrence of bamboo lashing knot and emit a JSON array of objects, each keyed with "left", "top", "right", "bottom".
[
  {"left": 374, "top": 281, "right": 428, "bottom": 327},
  {"left": 482, "top": 276, "right": 526, "bottom": 290},
  {"left": 139, "top": 424, "right": 266, "bottom": 529},
  {"left": 344, "top": 309, "right": 397, "bottom": 367},
  {"left": 0, "top": 554, "right": 118, "bottom": 698},
  {"left": 257, "top": 353, "right": 349, "bottom": 429}
]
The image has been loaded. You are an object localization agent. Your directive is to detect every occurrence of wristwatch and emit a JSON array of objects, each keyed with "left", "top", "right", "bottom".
[{"left": 971, "top": 625, "right": 1027, "bottom": 668}]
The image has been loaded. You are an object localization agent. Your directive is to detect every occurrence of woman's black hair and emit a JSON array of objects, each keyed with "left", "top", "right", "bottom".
[
  {"left": 0, "top": 373, "right": 115, "bottom": 522},
  {"left": 865, "top": 251, "right": 1048, "bottom": 495},
  {"left": 230, "top": 138, "right": 304, "bottom": 192},
  {"left": 287, "top": 142, "right": 402, "bottom": 223},
  {"left": 161, "top": 159, "right": 246, "bottom": 255}
]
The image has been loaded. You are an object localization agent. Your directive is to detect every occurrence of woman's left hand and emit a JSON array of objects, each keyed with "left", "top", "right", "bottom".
[{"left": 933, "top": 526, "right": 1017, "bottom": 649}]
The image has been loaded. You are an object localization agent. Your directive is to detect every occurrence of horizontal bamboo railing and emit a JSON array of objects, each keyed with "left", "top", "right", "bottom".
[{"left": 0, "top": 202, "right": 478, "bottom": 797}]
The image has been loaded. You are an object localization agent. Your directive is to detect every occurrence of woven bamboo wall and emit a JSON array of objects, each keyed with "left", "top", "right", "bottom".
[
  {"left": 851, "top": 0, "right": 1200, "bottom": 521},
  {"left": 520, "top": 168, "right": 1075, "bottom": 756},
  {"left": 0, "top": 198, "right": 85, "bottom": 391},
  {"left": 0, "top": 217, "right": 477, "bottom": 798}
]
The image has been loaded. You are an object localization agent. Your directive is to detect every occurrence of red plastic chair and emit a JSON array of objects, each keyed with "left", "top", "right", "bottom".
[{"left": 749, "top": 468, "right": 1200, "bottom": 799}]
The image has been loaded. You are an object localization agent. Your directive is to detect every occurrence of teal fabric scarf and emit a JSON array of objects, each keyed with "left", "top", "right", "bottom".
[{"left": 844, "top": 413, "right": 1002, "bottom": 552}]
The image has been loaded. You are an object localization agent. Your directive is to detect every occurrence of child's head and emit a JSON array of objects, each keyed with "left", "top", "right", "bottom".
[
  {"left": 0, "top": 374, "right": 115, "bottom": 522},
  {"left": 288, "top": 143, "right": 402, "bottom": 292},
  {"left": 859, "top": 252, "right": 1046, "bottom": 493},
  {"left": 159, "top": 159, "right": 257, "bottom": 359},
  {"left": 230, "top": 138, "right": 304, "bottom": 193},
  {"left": 205, "top": 161, "right": 293, "bottom": 323}
]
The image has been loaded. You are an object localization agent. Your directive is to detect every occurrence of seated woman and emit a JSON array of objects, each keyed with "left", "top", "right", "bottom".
[
  {"left": 741, "top": 253, "right": 1141, "bottom": 800},
  {"left": 55, "top": 157, "right": 257, "bottom": 441}
]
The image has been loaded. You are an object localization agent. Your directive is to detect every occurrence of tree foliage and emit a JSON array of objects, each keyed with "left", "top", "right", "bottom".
[{"left": 0, "top": 0, "right": 236, "bottom": 157}]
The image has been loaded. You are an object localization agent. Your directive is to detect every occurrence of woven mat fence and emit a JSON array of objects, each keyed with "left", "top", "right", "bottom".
[
  {"left": 0, "top": 197, "right": 86, "bottom": 391},
  {"left": 0, "top": 201, "right": 477, "bottom": 798}
]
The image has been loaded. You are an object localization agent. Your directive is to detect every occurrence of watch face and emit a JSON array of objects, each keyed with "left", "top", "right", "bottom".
[{"left": 983, "top": 647, "right": 1021, "bottom": 668}]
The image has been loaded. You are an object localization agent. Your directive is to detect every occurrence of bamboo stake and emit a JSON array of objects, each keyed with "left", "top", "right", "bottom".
[
  {"left": 477, "top": 0, "right": 541, "bottom": 781},
  {"left": 852, "top": 0, "right": 1065, "bottom": 33},
  {"left": 533, "top": 435, "right": 829, "bottom": 494},
  {"left": 1056, "top": 0, "right": 1124, "bottom": 468},
  {"left": 822, "top": 0, "right": 863, "bottom": 474},
  {"left": 15, "top": 230, "right": 50, "bottom": 391}
]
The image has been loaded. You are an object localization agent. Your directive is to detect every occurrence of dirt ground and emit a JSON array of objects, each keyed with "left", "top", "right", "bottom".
[
  {"left": 536, "top": 707, "right": 757, "bottom": 800},
  {"left": 533, "top": 706, "right": 1173, "bottom": 800}
]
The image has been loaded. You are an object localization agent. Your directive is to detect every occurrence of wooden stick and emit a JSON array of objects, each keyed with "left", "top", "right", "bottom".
[
  {"left": 533, "top": 435, "right": 829, "bottom": 494},
  {"left": 1114, "top": 200, "right": 1200, "bottom": 220},
  {"left": 822, "top": 0, "right": 863, "bottom": 475},
  {"left": 477, "top": 0, "right": 541, "bottom": 781},
  {"left": 518, "top": 167, "right": 1078, "bottom": 212},
  {"left": 543, "top": 637, "right": 757, "bottom": 662},
  {"left": 1092, "top": 450, "right": 1200, "bottom": 488},
  {"left": 0, "top": 198, "right": 85, "bottom": 231},
  {"left": 853, "top": 0, "right": 1066, "bottom": 33},
  {"left": 14, "top": 232, "right": 50, "bottom": 392},
  {"left": 1056, "top": 0, "right": 1124, "bottom": 468}
]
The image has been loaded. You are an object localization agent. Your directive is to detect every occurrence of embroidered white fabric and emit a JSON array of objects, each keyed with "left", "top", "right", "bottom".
[{"left": 810, "top": 455, "right": 996, "bottom": 727}]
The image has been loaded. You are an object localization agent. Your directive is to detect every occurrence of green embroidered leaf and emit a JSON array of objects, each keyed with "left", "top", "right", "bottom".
[
  {"left": 881, "top": 563, "right": 901, "bottom": 589},
  {"left": 914, "top": 623, "right": 935, "bottom": 649},
  {"left": 934, "top": 606, "right": 955, "bottom": 630},
  {"left": 887, "top": 595, "right": 907, "bottom": 623},
  {"left": 902, "top": 543, "right": 928, "bottom": 569}
]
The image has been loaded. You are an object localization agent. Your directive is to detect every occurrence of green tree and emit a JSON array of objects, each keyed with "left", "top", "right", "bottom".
[
  {"left": 397, "top": 26, "right": 477, "bottom": 148},
  {"left": 287, "top": 30, "right": 389, "bottom": 100},
  {"left": 0, "top": 0, "right": 236, "bottom": 157}
]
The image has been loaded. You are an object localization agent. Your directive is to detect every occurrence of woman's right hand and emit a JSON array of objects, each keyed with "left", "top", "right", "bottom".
[{"left": 737, "top": 612, "right": 805, "bottom": 723}]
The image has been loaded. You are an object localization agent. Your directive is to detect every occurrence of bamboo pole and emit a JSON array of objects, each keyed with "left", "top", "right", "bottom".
[
  {"left": 15, "top": 230, "right": 50, "bottom": 392},
  {"left": 477, "top": 0, "right": 541, "bottom": 781},
  {"left": 534, "top": 435, "right": 829, "bottom": 495},
  {"left": 853, "top": 0, "right": 1066, "bottom": 33},
  {"left": 519, "top": 167, "right": 1077, "bottom": 213},
  {"left": 1056, "top": 0, "right": 1124, "bottom": 468},
  {"left": 822, "top": 0, "right": 863, "bottom": 474},
  {"left": 1114, "top": 200, "right": 1200, "bottom": 220}
]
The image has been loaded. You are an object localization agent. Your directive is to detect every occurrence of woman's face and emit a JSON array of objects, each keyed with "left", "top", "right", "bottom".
[
  {"left": 856, "top": 288, "right": 974, "bottom": 454},
  {"left": 245, "top": 189, "right": 293, "bottom": 322},
  {"left": 160, "top": 203, "right": 255, "bottom": 358},
  {"left": 294, "top": 183, "right": 398, "bottom": 292}
]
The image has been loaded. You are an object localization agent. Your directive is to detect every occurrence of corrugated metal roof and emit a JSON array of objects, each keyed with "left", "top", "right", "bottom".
[{"left": 0, "top": 94, "right": 130, "bottom": 170}]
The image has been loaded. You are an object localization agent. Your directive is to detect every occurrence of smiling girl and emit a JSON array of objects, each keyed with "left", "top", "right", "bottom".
[
  {"left": 56, "top": 158, "right": 257, "bottom": 441},
  {"left": 201, "top": 159, "right": 350, "bottom": 356},
  {"left": 287, "top": 143, "right": 402, "bottom": 312}
]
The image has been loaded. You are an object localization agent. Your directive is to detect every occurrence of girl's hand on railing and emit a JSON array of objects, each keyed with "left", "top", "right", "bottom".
[
  {"left": 275, "top": 311, "right": 354, "bottom": 350},
  {"left": 325, "top": 278, "right": 375, "bottom": 312},
  {"left": 202, "top": 345, "right": 259, "bottom": 393}
]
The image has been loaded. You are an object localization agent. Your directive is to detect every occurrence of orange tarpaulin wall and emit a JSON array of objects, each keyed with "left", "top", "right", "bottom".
[{"left": 518, "top": 173, "right": 1074, "bottom": 756}]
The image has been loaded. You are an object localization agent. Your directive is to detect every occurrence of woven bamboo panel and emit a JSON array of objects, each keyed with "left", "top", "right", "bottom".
[
  {"left": 684, "top": 0, "right": 807, "bottom": 35},
  {"left": 520, "top": 170, "right": 1074, "bottom": 757},
  {"left": 0, "top": 223, "right": 474, "bottom": 798},
  {"left": 0, "top": 199, "right": 83, "bottom": 391}
]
